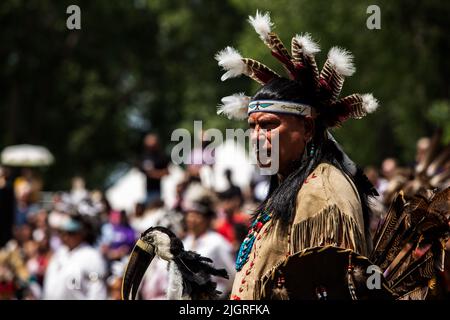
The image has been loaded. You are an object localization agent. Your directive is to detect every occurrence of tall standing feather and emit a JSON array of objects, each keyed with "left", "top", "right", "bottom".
[
  {"left": 248, "top": 11, "right": 296, "bottom": 79},
  {"left": 319, "top": 47, "right": 355, "bottom": 103},
  {"left": 291, "top": 33, "right": 320, "bottom": 87},
  {"left": 248, "top": 10, "right": 272, "bottom": 43},
  {"left": 267, "top": 33, "right": 296, "bottom": 79},
  {"left": 327, "top": 47, "right": 355, "bottom": 76},
  {"left": 292, "top": 33, "right": 321, "bottom": 57}
]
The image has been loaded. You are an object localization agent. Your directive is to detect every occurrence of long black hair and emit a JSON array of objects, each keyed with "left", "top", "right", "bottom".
[{"left": 252, "top": 78, "right": 376, "bottom": 242}]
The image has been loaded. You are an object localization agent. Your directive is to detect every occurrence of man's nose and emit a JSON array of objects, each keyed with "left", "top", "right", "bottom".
[{"left": 251, "top": 127, "right": 270, "bottom": 149}]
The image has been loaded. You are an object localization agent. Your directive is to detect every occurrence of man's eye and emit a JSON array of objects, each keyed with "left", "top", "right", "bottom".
[{"left": 261, "top": 122, "right": 278, "bottom": 130}]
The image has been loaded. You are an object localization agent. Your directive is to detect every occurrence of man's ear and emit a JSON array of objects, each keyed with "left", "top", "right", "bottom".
[{"left": 303, "top": 117, "right": 315, "bottom": 141}]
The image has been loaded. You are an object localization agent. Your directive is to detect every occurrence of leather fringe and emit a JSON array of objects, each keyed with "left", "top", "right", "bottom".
[{"left": 291, "top": 204, "right": 366, "bottom": 255}]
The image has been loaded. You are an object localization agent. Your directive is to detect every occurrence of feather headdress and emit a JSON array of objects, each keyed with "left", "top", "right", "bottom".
[{"left": 215, "top": 10, "right": 379, "bottom": 126}]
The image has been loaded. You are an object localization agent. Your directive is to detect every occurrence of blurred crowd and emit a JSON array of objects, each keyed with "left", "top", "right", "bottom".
[
  {"left": 0, "top": 134, "right": 267, "bottom": 300},
  {"left": 0, "top": 133, "right": 449, "bottom": 300}
]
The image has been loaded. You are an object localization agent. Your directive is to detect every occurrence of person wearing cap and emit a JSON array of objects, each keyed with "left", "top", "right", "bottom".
[
  {"left": 181, "top": 183, "right": 236, "bottom": 298},
  {"left": 216, "top": 11, "right": 379, "bottom": 299},
  {"left": 43, "top": 213, "right": 107, "bottom": 299}
]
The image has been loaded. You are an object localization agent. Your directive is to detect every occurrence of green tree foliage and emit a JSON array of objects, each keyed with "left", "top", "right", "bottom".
[
  {"left": 0, "top": 0, "right": 244, "bottom": 188},
  {"left": 1, "top": 0, "right": 448, "bottom": 188}
]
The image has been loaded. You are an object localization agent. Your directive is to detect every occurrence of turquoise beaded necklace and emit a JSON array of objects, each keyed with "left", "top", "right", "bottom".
[{"left": 235, "top": 210, "right": 272, "bottom": 271}]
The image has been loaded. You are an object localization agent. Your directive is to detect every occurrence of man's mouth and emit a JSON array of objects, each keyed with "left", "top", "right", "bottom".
[{"left": 256, "top": 148, "right": 272, "bottom": 166}]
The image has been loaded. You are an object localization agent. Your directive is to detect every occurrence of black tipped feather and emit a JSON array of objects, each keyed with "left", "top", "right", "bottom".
[{"left": 175, "top": 250, "right": 229, "bottom": 300}]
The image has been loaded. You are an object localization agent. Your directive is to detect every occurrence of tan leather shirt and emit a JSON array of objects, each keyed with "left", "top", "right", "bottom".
[{"left": 230, "top": 163, "right": 367, "bottom": 300}]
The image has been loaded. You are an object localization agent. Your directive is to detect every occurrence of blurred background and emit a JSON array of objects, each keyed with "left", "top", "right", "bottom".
[{"left": 0, "top": 0, "right": 449, "bottom": 300}]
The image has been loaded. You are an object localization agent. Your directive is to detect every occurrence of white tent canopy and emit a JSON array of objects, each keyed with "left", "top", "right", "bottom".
[
  {"left": 210, "top": 139, "right": 255, "bottom": 192},
  {"left": 105, "top": 167, "right": 146, "bottom": 213},
  {"left": 1, "top": 144, "right": 54, "bottom": 167}
]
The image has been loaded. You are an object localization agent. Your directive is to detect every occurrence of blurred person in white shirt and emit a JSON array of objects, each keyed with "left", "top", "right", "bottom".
[
  {"left": 182, "top": 184, "right": 235, "bottom": 298},
  {"left": 43, "top": 213, "right": 107, "bottom": 300}
]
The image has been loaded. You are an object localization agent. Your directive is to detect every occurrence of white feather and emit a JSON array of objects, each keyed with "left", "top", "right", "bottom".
[
  {"left": 293, "top": 33, "right": 320, "bottom": 55},
  {"left": 217, "top": 93, "right": 250, "bottom": 120},
  {"left": 361, "top": 93, "right": 379, "bottom": 113},
  {"left": 327, "top": 47, "right": 355, "bottom": 76},
  {"left": 167, "top": 261, "right": 184, "bottom": 300},
  {"left": 215, "top": 46, "right": 247, "bottom": 81},
  {"left": 248, "top": 10, "right": 273, "bottom": 42},
  {"left": 152, "top": 231, "right": 173, "bottom": 260}
]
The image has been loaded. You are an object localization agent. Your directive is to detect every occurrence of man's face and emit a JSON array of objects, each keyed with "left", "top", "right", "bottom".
[
  {"left": 248, "top": 112, "right": 313, "bottom": 177},
  {"left": 59, "top": 230, "right": 83, "bottom": 250}
]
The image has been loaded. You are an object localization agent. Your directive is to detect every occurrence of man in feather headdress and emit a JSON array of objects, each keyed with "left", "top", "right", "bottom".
[
  {"left": 121, "top": 10, "right": 448, "bottom": 301},
  {"left": 215, "top": 11, "right": 380, "bottom": 300}
]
